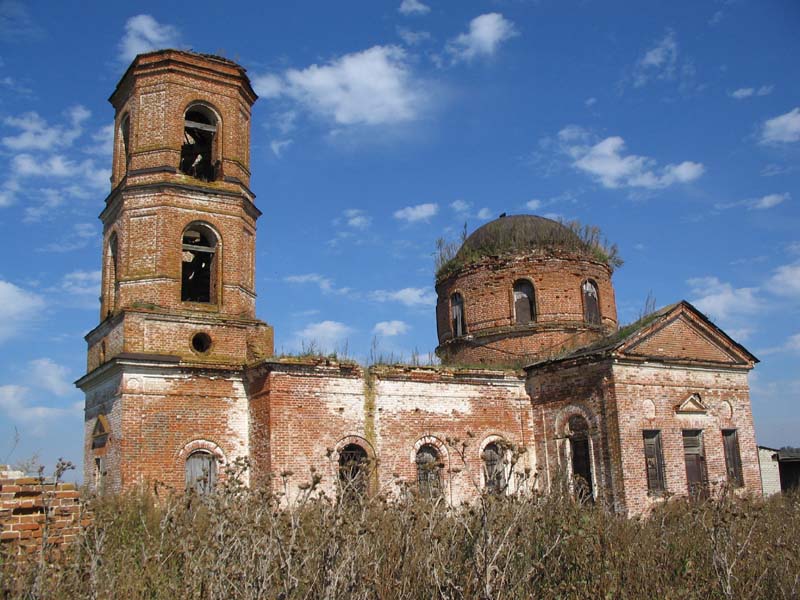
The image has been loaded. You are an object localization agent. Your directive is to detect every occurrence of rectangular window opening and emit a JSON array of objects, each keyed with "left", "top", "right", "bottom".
[
  {"left": 643, "top": 430, "right": 666, "bottom": 495},
  {"left": 722, "top": 429, "right": 744, "bottom": 488},
  {"left": 682, "top": 429, "right": 708, "bottom": 498}
]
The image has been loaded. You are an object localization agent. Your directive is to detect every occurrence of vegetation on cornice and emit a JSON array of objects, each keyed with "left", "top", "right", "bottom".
[{"left": 435, "top": 219, "right": 623, "bottom": 282}]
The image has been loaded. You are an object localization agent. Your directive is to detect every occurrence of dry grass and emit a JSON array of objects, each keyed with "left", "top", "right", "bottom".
[{"left": 2, "top": 463, "right": 798, "bottom": 600}]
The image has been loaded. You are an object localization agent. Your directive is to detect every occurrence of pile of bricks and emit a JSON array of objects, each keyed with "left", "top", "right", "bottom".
[{"left": 0, "top": 478, "right": 84, "bottom": 555}]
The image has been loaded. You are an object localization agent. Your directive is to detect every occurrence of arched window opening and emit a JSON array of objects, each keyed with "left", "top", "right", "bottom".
[
  {"left": 582, "top": 280, "right": 601, "bottom": 325},
  {"left": 451, "top": 292, "right": 465, "bottom": 337},
  {"left": 416, "top": 444, "right": 442, "bottom": 498},
  {"left": 185, "top": 450, "right": 217, "bottom": 495},
  {"left": 180, "top": 106, "right": 218, "bottom": 181},
  {"left": 105, "top": 233, "right": 118, "bottom": 317},
  {"left": 567, "top": 415, "right": 594, "bottom": 502},
  {"left": 181, "top": 224, "right": 217, "bottom": 303},
  {"left": 120, "top": 114, "right": 130, "bottom": 172},
  {"left": 513, "top": 279, "right": 536, "bottom": 324},
  {"left": 338, "top": 443, "right": 369, "bottom": 498},
  {"left": 482, "top": 442, "right": 507, "bottom": 494}
]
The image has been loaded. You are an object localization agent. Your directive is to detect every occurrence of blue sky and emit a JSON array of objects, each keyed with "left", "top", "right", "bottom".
[{"left": 0, "top": 0, "right": 798, "bottom": 476}]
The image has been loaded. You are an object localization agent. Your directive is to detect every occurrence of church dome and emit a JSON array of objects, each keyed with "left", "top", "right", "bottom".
[
  {"left": 456, "top": 214, "right": 582, "bottom": 261},
  {"left": 435, "top": 214, "right": 619, "bottom": 367}
]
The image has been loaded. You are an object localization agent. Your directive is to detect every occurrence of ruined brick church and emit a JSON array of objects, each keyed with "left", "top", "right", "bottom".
[{"left": 77, "top": 50, "right": 762, "bottom": 515}]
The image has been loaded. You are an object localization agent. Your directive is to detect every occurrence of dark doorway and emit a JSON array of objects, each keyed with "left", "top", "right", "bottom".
[
  {"left": 416, "top": 444, "right": 442, "bottom": 498},
  {"left": 338, "top": 443, "right": 369, "bottom": 497},
  {"left": 568, "top": 415, "right": 594, "bottom": 501}
]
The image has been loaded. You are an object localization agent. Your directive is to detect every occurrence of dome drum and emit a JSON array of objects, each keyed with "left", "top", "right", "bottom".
[{"left": 435, "top": 215, "right": 618, "bottom": 366}]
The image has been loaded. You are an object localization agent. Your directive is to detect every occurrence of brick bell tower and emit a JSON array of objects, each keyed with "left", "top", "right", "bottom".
[{"left": 77, "top": 50, "right": 273, "bottom": 493}]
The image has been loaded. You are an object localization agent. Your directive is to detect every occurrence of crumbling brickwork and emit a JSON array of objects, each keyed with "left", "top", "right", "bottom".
[
  {"left": 0, "top": 478, "right": 84, "bottom": 555},
  {"left": 246, "top": 360, "right": 533, "bottom": 504}
]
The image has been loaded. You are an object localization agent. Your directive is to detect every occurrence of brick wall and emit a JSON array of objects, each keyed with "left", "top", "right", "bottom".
[
  {"left": 246, "top": 360, "right": 533, "bottom": 504},
  {"left": 435, "top": 251, "right": 617, "bottom": 365},
  {"left": 611, "top": 363, "right": 760, "bottom": 515},
  {"left": 526, "top": 359, "right": 620, "bottom": 507},
  {"left": 82, "top": 362, "right": 250, "bottom": 494},
  {"left": 0, "top": 478, "right": 83, "bottom": 556}
]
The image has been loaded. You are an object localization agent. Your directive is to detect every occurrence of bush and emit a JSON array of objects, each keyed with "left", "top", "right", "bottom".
[{"left": 2, "top": 469, "right": 799, "bottom": 600}]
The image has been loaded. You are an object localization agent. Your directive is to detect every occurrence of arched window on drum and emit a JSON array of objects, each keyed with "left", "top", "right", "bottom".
[
  {"left": 513, "top": 279, "right": 536, "bottom": 324},
  {"left": 582, "top": 280, "right": 601, "bottom": 325}
]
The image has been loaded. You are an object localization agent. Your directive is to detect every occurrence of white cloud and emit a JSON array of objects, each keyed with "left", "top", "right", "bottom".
[
  {"left": 0, "top": 179, "right": 20, "bottom": 208},
  {"left": 284, "top": 273, "right": 352, "bottom": 296},
  {"left": 397, "top": 28, "right": 431, "bottom": 46},
  {"left": 254, "top": 74, "right": 284, "bottom": 98},
  {"left": 761, "top": 164, "right": 795, "bottom": 177},
  {"left": 476, "top": 207, "right": 492, "bottom": 220},
  {"left": 253, "top": 45, "right": 429, "bottom": 127},
  {"left": 59, "top": 270, "right": 102, "bottom": 298},
  {"left": 525, "top": 199, "right": 542, "bottom": 211},
  {"left": 565, "top": 133, "right": 704, "bottom": 189},
  {"left": 761, "top": 108, "right": 800, "bottom": 144},
  {"left": 118, "top": 14, "right": 180, "bottom": 63},
  {"left": 751, "top": 192, "right": 789, "bottom": 210},
  {"left": 714, "top": 192, "right": 790, "bottom": 212},
  {"left": 0, "top": 281, "right": 45, "bottom": 343},
  {"left": 398, "top": 0, "right": 430, "bottom": 16},
  {"left": 270, "top": 110, "right": 297, "bottom": 136},
  {"left": 270, "top": 139, "right": 293, "bottom": 157},
  {"left": 585, "top": 97, "right": 597, "bottom": 107},
  {"left": 787, "top": 333, "right": 800, "bottom": 351},
  {"left": 450, "top": 199, "right": 471, "bottom": 214},
  {"left": 0, "top": 385, "right": 80, "bottom": 424},
  {"left": 633, "top": 29, "right": 678, "bottom": 87},
  {"left": 394, "top": 202, "right": 438, "bottom": 223},
  {"left": 766, "top": 262, "right": 800, "bottom": 297},
  {"left": 38, "top": 222, "right": 98, "bottom": 251},
  {"left": 28, "top": 358, "right": 73, "bottom": 397},
  {"left": 339, "top": 208, "right": 371, "bottom": 230},
  {"left": 294, "top": 320, "right": 353, "bottom": 351},
  {"left": 86, "top": 123, "right": 114, "bottom": 156},
  {"left": 2, "top": 106, "right": 90, "bottom": 151},
  {"left": 730, "top": 85, "right": 773, "bottom": 99},
  {"left": 446, "top": 13, "right": 518, "bottom": 63},
  {"left": 371, "top": 287, "right": 436, "bottom": 307},
  {"left": 12, "top": 153, "right": 110, "bottom": 190},
  {"left": 687, "top": 276, "right": 760, "bottom": 322},
  {"left": 373, "top": 320, "right": 410, "bottom": 336},
  {"left": 759, "top": 332, "right": 800, "bottom": 356}
]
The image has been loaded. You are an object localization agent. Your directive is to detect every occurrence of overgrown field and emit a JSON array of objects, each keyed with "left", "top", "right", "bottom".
[{"left": 2, "top": 473, "right": 799, "bottom": 600}]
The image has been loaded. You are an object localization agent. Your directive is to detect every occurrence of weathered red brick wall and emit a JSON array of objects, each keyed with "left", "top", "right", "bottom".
[
  {"left": 526, "top": 359, "right": 621, "bottom": 507},
  {"left": 88, "top": 48, "right": 272, "bottom": 370},
  {"left": 247, "top": 360, "right": 534, "bottom": 503},
  {"left": 436, "top": 251, "right": 617, "bottom": 365},
  {"left": 0, "top": 478, "right": 83, "bottom": 555},
  {"left": 611, "top": 363, "right": 761, "bottom": 515},
  {"left": 83, "top": 365, "right": 250, "bottom": 494},
  {"left": 110, "top": 50, "right": 255, "bottom": 190}
]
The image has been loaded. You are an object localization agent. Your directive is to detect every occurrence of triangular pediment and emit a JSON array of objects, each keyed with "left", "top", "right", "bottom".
[
  {"left": 675, "top": 393, "right": 708, "bottom": 414},
  {"left": 616, "top": 302, "right": 756, "bottom": 367}
]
